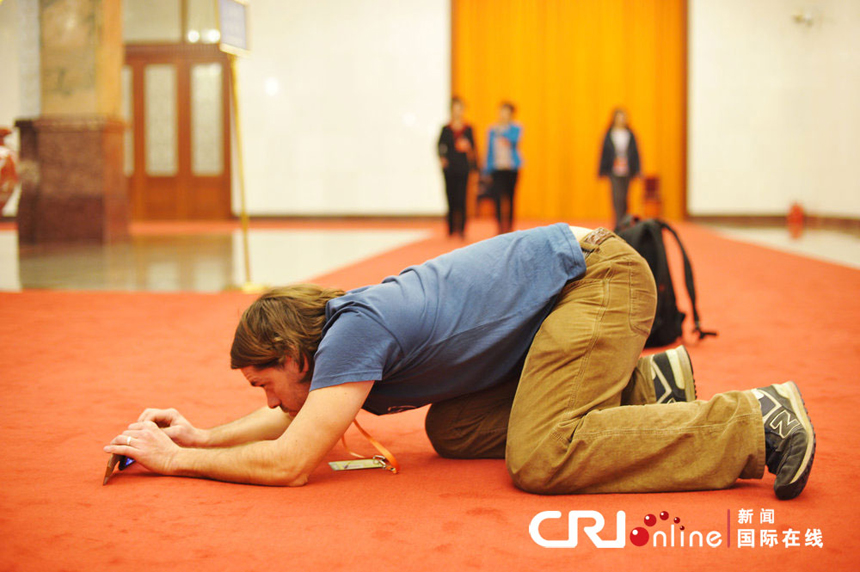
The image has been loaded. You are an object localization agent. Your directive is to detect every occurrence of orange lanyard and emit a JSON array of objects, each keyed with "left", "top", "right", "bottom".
[{"left": 340, "top": 419, "right": 400, "bottom": 474}]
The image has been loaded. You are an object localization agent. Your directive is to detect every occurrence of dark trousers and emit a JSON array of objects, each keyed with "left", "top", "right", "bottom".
[
  {"left": 609, "top": 175, "right": 630, "bottom": 228},
  {"left": 443, "top": 171, "right": 468, "bottom": 236},
  {"left": 492, "top": 169, "right": 518, "bottom": 234}
]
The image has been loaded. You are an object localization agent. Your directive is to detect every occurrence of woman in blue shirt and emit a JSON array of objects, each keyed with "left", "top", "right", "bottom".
[{"left": 484, "top": 102, "right": 522, "bottom": 234}]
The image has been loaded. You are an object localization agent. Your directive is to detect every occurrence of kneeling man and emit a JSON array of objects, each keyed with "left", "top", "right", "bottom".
[{"left": 106, "top": 224, "right": 814, "bottom": 499}]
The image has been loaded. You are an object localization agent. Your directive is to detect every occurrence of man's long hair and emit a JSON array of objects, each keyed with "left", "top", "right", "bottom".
[{"left": 230, "top": 285, "right": 345, "bottom": 380}]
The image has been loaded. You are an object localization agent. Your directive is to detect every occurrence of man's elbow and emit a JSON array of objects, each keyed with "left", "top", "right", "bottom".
[
  {"left": 267, "top": 464, "right": 309, "bottom": 487},
  {"left": 286, "top": 473, "right": 309, "bottom": 487}
]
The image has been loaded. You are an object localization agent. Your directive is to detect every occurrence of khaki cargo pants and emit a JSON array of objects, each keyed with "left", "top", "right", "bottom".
[{"left": 425, "top": 228, "right": 765, "bottom": 493}]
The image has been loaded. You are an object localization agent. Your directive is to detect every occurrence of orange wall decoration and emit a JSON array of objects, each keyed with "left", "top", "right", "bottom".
[{"left": 452, "top": 0, "right": 687, "bottom": 222}]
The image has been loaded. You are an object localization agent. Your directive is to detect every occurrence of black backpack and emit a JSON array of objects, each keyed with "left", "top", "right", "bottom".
[{"left": 615, "top": 216, "right": 717, "bottom": 347}]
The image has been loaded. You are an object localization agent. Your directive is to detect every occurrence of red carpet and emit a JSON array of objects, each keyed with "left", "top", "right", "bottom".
[{"left": 1, "top": 221, "right": 858, "bottom": 570}]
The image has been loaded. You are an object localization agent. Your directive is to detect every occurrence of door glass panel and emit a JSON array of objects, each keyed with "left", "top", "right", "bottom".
[
  {"left": 144, "top": 64, "right": 178, "bottom": 176},
  {"left": 121, "top": 66, "right": 134, "bottom": 176},
  {"left": 123, "top": 0, "right": 182, "bottom": 43},
  {"left": 187, "top": 0, "right": 220, "bottom": 44},
  {"left": 191, "top": 63, "right": 224, "bottom": 176}
]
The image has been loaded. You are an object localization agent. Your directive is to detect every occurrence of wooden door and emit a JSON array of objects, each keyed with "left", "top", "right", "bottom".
[{"left": 124, "top": 45, "right": 232, "bottom": 220}]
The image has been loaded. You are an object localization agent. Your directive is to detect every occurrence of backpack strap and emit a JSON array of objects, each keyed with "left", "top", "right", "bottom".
[
  {"left": 644, "top": 221, "right": 671, "bottom": 286},
  {"left": 656, "top": 220, "right": 718, "bottom": 341}
]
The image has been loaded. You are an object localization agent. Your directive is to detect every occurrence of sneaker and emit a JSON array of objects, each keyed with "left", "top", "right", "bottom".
[
  {"left": 752, "top": 382, "right": 816, "bottom": 500},
  {"left": 650, "top": 345, "right": 696, "bottom": 403}
]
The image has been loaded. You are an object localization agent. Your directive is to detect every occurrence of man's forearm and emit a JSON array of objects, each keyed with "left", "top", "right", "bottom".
[
  {"left": 204, "top": 407, "right": 293, "bottom": 448},
  {"left": 171, "top": 440, "right": 308, "bottom": 486}
]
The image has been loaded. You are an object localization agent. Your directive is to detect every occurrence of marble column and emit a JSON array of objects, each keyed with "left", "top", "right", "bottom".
[{"left": 17, "top": 0, "right": 128, "bottom": 243}]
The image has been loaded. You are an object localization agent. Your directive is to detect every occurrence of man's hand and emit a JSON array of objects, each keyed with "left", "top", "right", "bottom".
[
  {"left": 104, "top": 420, "right": 182, "bottom": 475},
  {"left": 137, "top": 408, "right": 209, "bottom": 447},
  {"left": 129, "top": 381, "right": 376, "bottom": 486}
]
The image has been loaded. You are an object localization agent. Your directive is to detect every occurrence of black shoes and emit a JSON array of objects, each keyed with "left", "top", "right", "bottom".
[
  {"left": 753, "top": 382, "right": 816, "bottom": 500},
  {"left": 649, "top": 349, "right": 815, "bottom": 500},
  {"left": 650, "top": 345, "right": 697, "bottom": 403}
]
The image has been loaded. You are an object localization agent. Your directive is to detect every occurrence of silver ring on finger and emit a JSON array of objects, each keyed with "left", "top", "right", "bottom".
[{"left": 126, "top": 436, "right": 132, "bottom": 446}]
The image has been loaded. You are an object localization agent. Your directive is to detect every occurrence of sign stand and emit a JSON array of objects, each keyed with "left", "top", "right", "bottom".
[
  {"left": 227, "top": 54, "right": 261, "bottom": 293},
  {"left": 218, "top": 0, "right": 265, "bottom": 293}
]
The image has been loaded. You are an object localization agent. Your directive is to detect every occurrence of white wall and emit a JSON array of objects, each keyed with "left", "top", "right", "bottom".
[
  {"left": 0, "top": 0, "right": 39, "bottom": 217},
  {"left": 0, "top": 0, "right": 20, "bottom": 131},
  {"left": 689, "top": 0, "right": 860, "bottom": 218},
  {"left": 232, "top": 0, "right": 450, "bottom": 216},
  {"left": 0, "top": 0, "right": 39, "bottom": 125}
]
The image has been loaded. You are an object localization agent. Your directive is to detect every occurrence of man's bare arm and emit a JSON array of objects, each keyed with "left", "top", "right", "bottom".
[
  {"left": 136, "top": 406, "right": 292, "bottom": 448},
  {"left": 205, "top": 406, "right": 293, "bottom": 447},
  {"left": 106, "top": 381, "right": 374, "bottom": 486}
]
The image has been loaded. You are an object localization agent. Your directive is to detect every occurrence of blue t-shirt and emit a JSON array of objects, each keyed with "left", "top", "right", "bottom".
[{"left": 310, "top": 223, "right": 587, "bottom": 415}]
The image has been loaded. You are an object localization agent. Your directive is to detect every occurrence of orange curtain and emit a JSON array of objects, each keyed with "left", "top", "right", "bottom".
[{"left": 452, "top": 0, "right": 687, "bottom": 222}]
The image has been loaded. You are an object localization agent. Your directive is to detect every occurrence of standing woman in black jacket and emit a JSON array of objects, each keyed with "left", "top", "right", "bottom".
[
  {"left": 599, "top": 108, "right": 641, "bottom": 229},
  {"left": 437, "top": 97, "right": 477, "bottom": 238}
]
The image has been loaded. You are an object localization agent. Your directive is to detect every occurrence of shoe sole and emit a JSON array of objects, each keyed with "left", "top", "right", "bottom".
[
  {"left": 651, "top": 345, "right": 696, "bottom": 403},
  {"left": 774, "top": 381, "right": 816, "bottom": 500},
  {"left": 662, "top": 345, "right": 697, "bottom": 402}
]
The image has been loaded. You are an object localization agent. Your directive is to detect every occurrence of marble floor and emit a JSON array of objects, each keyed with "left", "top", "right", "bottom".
[
  {"left": 0, "top": 225, "right": 431, "bottom": 292},
  {"left": 0, "top": 221, "right": 857, "bottom": 292},
  {"left": 705, "top": 224, "right": 860, "bottom": 270}
]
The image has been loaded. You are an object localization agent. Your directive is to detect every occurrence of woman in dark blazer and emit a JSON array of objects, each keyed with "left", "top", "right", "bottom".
[
  {"left": 599, "top": 108, "right": 641, "bottom": 229},
  {"left": 437, "top": 97, "right": 477, "bottom": 238}
]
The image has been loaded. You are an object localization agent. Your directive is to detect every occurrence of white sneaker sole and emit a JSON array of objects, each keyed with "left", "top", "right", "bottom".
[
  {"left": 775, "top": 381, "right": 816, "bottom": 486},
  {"left": 666, "top": 345, "right": 696, "bottom": 401}
]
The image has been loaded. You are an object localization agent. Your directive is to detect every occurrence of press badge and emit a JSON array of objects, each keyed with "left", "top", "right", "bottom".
[{"left": 329, "top": 456, "right": 388, "bottom": 471}]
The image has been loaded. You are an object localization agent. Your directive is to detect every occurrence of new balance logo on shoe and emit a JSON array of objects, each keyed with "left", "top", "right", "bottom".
[
  {"left": 767, "top": 410, "right": 800, "bottom": 439},
  {"left": 753, "top": 382, "right": 816, "bottom": 500}
]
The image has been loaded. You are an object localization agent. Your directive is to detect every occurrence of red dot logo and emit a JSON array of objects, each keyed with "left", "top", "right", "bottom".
[
  {"left": 630, "top": 527, "right": 650, "bottom": 547},
  {"left": 633, "top": 511, "right": 684, "bottom": 547},
  {"left": 644, "top": 514, "right": 656, "bottom": 526}
]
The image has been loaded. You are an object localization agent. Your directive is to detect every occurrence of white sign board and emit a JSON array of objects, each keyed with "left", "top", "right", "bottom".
[{"left": 218, "top": 0, "right": 249, "bottom": 56}]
